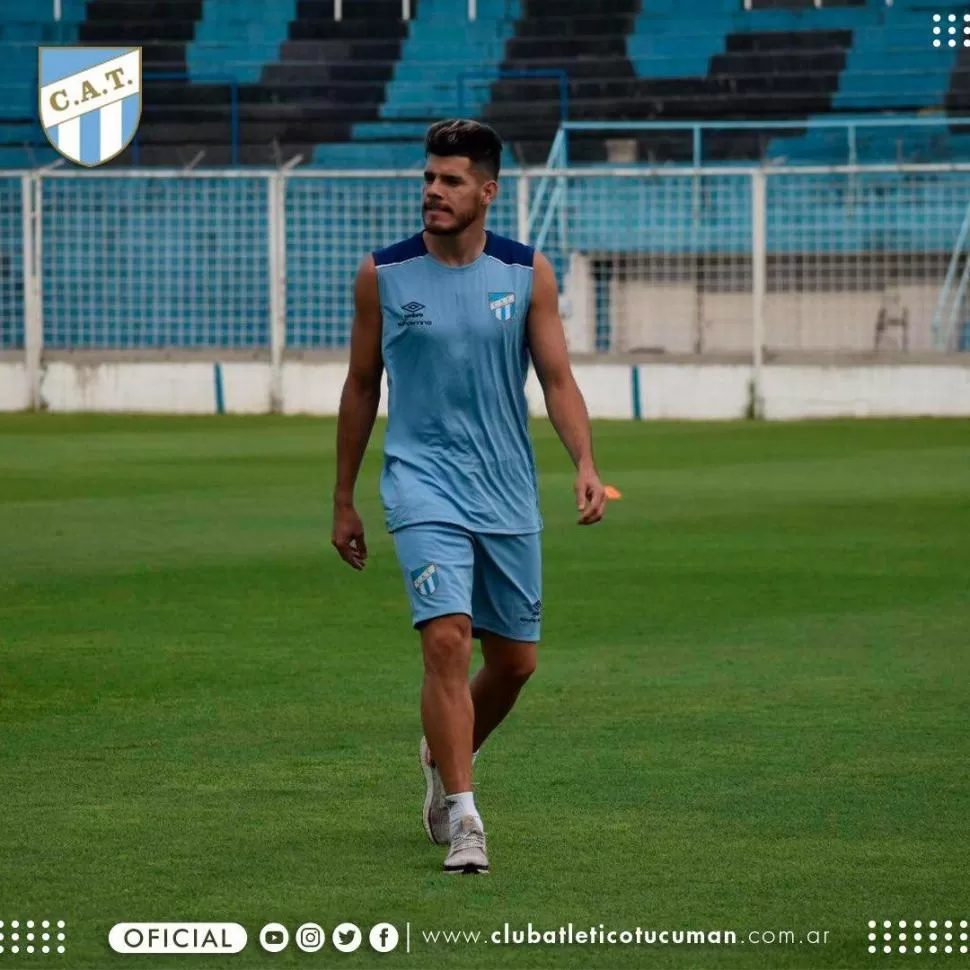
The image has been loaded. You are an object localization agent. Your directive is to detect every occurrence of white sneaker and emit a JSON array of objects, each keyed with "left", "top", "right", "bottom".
[
  {"left": 420, "top": 736, "right": 450, "bottom": 845},
  {"left": 443, "top": 815, "right": 489, "bottom": 874}
]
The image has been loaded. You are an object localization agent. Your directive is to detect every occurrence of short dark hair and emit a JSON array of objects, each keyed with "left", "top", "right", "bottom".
[{"left": 425, "top": 119, "right": 502, "bottom": 179}]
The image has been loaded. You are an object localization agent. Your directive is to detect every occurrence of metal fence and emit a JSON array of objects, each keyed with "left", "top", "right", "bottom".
[
  {"left": 546, "top": 118, "right": 970, "bottom": 168},
  {"left": 528, "top": 165, "right": 970, "bottom": 358},
  {"left": 2, "top": 164, "right": 968, "bottom": 409}
]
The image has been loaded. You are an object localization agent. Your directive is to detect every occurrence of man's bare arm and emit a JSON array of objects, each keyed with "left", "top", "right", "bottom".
[
  {"left": 527, "top": 252, "right": 606, "bottom": 525},
  {"left": 334, "top": 255, "right": 384, "bottom": 507},
  {"left": 332, "top": 256, "right": 383, "bottom": 568},
  {"left": 527, "top": 252, "right": 594, "bottom": 470}
]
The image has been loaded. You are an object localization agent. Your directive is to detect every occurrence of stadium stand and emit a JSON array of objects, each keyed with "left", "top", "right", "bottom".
[
  {"left": 0, "top": 0, "right": 84, "bottom": 167},
  {"left": 4, "top": 2, "right": 970, "bottom": 357},
  {"left": 2, "top": 0, "right": 970, "bottom": 167},
  {"left": 188, "top": 0, "right": 297, "bottom": 85},
  {"left": 314, "top": 0, "right": 520, "bottom": 167},
  {"left": 79, "top": 0, "right": 418, "bottom": 165}
]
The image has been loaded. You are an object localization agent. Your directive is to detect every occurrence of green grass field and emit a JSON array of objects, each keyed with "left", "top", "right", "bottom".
[{"left": 1, "top": 414, "right": 968, "bottom": 970}]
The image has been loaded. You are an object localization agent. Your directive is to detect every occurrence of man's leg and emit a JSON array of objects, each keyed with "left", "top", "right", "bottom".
[
  {"left": 420, "top": 613, "right": 475, "bottom": 796},
  {"left": 391, "top": 524, "right": 481, "bottom": 852},
  {"left": 469, "top": 530, "right": 542, "bottom": 752},
  {"left": 421, "top": 613, "right": 490, "bottom": 874},
  {"left": 471, "top": 635, "right": 537, "bottom": 753}
]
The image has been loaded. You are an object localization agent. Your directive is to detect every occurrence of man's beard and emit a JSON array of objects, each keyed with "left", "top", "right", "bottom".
[{"left": 423, "top": 207, "right": 477, "bottom": 236}]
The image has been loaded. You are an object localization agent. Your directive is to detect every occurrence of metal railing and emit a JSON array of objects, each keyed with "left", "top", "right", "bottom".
[
  {"left": 2, "top": 161, "right": 967, "bottom": 415},
  {"left": 545, "top": 117, "right": 970, "bottom": 169}
]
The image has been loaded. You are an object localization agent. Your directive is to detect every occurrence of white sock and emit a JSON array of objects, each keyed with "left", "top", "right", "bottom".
[{"left": 445, "top": 791, "right": 482, "bottom": 838}]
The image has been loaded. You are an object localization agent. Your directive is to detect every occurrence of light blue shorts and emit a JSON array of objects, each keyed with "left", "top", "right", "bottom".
[{"left": 391, "top": 522, "right": 542, "bottom": 642}]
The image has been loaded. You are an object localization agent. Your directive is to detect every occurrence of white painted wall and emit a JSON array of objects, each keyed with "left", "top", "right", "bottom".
[
  {"left": 761, "top": 365, "right": 970, "bottom": 419},
  {"left": 0, "top": 362, "right": 30, "bottom": 411},
  {"left": 282, "top": 364, "right": 389, "bottom": 416},
  {"left": 526, "top": 364, "right": 634, "bottom": 420},
  {"left": 221, "top": 363, "right": 273, "bottom": 414},
  {"left": 639, "top": 364, "right": 753, "bottom": 420},
  {"left": 2, "top": 360, "right": 969, "bottom": 419},
  {"left": 42, "top": 362, "right": 220, "bottom": 414},
  {"left": 561, "top": 252, "right": 595, "bottom": 354},
  {"left": 582, "top": 275, "right": 943, "bottom": 356}
]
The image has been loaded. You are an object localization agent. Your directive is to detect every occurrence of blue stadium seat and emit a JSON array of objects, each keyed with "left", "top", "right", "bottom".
[
  {"left": 2, "top": 1, "right": 970, "bottom": 172},
  {"left": 0, "top": 0, "right": 83, "bottom": 166},
  {"left": 187, "top": 0, "right": 297, "bottom": 84},
  {"left": 312, "top": 0, "right": 519, "bottom": 166}
]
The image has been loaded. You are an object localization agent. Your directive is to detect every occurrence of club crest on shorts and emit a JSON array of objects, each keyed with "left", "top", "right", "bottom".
[
  {"left": 38, "top": 47, "right": 143, "bottom": 167},
  {"left": 488, "top": 292, "right": 516, "bottom": 322},
  {"left": 411, "top": 563, "right": 440, "bottom": 597}
]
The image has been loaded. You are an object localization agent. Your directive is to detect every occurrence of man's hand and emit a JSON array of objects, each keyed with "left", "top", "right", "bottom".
[
  {"left": 332, "top": 501, "right": 368, "bottom": 569},
  {"left": 575, "top": 465, "right": 607, "bottom": 525}
]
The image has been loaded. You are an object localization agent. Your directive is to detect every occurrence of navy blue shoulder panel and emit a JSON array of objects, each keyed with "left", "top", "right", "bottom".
[
  {"left": 373, "top": 233, "right": 426, "bottom": 267},
  {"left": 484, "top": 231, "right": 535, "bottom": 268}
]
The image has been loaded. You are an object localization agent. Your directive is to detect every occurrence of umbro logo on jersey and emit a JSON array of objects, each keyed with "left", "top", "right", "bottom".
[
  {"left": 399, "top": 302, "right": 432, "bottom": 327},
  {"left": 489, "top": 292, "right": 516, "bottom": 322}
]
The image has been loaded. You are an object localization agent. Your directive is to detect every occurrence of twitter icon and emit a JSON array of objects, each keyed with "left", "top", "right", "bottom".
[{"left": 331, "top": 923, "right": 362, "bottom": 953}]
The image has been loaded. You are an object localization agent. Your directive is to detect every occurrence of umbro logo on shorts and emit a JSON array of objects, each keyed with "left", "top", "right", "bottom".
[{"left": 519, "top": 599, "right": 541, "bottom": 623}]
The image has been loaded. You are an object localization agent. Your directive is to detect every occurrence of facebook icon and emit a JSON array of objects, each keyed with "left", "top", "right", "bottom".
[{"left": 368, "top": 923, "right": 400, "bottom": 953}]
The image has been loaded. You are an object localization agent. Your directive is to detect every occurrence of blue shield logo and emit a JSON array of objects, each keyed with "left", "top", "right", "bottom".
[
  {"left": 39, "top": 47, "right": 142, "bottom": 167},
  {"left": 489, "top": 292, "right": 516, "bottom": 323},
  {"left": 410, "top": 563, "right": 440, "bottom": 598}
]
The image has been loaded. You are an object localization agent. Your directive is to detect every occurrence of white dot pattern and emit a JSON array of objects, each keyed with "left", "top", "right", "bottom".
[
  {"left": 868, "top": 918, "right": 970, "bottom": 956},
  {"left": 0, "top": 919, "right": 68, "bottom": 956}
]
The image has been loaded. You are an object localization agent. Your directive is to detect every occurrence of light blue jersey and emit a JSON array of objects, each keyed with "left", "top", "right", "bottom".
[{"left": 373, "top": 230, "right": 542, "bottom": 535}]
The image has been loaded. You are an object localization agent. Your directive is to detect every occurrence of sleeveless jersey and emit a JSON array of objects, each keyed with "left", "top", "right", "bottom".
[{"left": 373, "top": 229, "right": 542, "bottom": 535}]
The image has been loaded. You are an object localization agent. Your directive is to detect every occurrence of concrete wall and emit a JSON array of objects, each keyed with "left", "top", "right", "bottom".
[
  {"left": 0, "top": 362, "right": 30, "bottom": 411},
  {"left": 3, "top": 359, "right": 969, "bottom": 419},
  {"left": 560, "top": 255, "right": 944, "bottom": 356},
  {"left": 604, "top": 281, "right": 940, "bottom": 355}
]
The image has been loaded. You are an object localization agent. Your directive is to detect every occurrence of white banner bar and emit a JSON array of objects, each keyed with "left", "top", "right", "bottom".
[{"left": 40, "top": 49, "right": 141, "bottom": 129}]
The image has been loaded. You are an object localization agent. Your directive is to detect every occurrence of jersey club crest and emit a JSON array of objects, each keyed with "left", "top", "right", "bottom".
[
  {"left": 38, "top": 47, "right": 142, "bottom": 167},
  {"left": 489, "top": 291, "right": 516, "bottom": 322}
]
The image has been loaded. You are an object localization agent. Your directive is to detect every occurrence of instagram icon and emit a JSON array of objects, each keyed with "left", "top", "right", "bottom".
[{"left": 295, "top": 923, "right": 325, "bottom": 953}]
